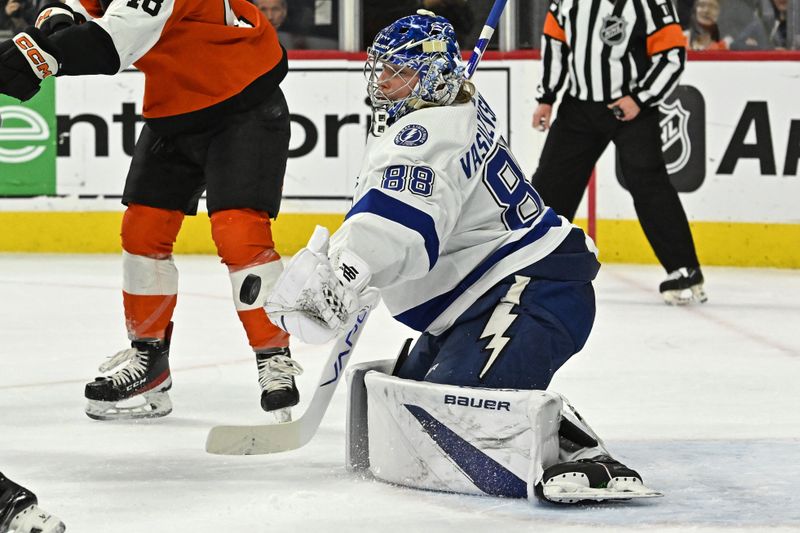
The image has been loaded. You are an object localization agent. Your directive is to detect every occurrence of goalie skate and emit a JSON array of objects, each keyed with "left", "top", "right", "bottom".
[
  {"left": 84, "top": 324, "right": 173, "bottom": 421},
  {"left": 256, "top": 347, "right": 303, "bottom": 423},
  {"left": 0, "top": 472, "right": 65, "bottom": 533},
  {"left": 659, "top": 267, "right": 707, "bottom": 305},
  {"left": 535, "top": 455, "right": 663, "bottom": 504}
]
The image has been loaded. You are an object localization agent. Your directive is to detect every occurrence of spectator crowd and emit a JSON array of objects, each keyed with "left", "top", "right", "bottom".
[
  {"left": 0, "top": 0, "right": 793, "bottom": 51},
  {"left": 677, "top": 0, "right": 788, "bottom": 50},
  {"left": 1, "top": 0, "right": 44, "bottom": 33}
]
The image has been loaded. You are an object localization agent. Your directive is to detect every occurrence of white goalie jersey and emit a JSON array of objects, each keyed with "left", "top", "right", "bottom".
[{"left": 329, "top": 92, "right": 573, "bottom": 335}]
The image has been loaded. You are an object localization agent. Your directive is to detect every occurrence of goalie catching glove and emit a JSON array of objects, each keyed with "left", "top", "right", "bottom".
[{"left": 265, "top": 226, "right": 378, "bottom": 344}]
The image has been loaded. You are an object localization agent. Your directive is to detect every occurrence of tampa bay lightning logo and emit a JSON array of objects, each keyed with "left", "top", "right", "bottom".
[{"left": 394, "top": 124, "right": 429, "bottom": 147}]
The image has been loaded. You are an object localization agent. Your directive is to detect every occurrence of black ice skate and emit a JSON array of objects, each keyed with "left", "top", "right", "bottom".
[
  {"left": 84, "top": 323, "right": 174, "bottom": 421},
  {"left": 256, "top": 347, "right": 303, "bottom": 423},
  {"left": 659, "top": 267, "right": 707, "bottom": 305},
  {"left": 0, "top": 472, "right": 65, "bottom": 533},
  {"left": 535, "top": 455, "right": 662, "bottom": 504}
]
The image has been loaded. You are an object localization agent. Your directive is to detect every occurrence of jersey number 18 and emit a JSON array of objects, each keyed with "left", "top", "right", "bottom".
[{"left": 126, "top": 0, "right": 164, "bottom": 16}]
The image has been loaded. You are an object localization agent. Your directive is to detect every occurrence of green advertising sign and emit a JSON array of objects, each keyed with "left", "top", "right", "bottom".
[{"left": 0, "top": 79, "right": 57, "bottom": 196}]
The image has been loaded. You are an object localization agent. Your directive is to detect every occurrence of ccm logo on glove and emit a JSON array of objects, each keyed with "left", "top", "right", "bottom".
[{"left": 13, "top": 33, "right": 58, "bottom": 78}]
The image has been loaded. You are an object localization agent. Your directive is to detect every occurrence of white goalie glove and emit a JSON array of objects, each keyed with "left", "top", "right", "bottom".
[{"left": 265, "top": 226, "right": 378, "bottom": 344}]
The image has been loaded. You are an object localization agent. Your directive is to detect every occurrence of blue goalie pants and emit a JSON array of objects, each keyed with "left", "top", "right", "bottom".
[{"left": 396, "top": 227, "right": 599, "bottom": 390}]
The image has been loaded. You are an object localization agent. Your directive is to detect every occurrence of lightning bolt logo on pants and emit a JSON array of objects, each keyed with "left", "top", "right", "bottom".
[{"left": 478, "top": 276, "right": 530, "bottom": 379}]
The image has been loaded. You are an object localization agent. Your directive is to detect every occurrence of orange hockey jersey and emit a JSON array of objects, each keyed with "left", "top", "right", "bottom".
[{"left": 62, "top": 0, "right": 286, "bottom": 132}]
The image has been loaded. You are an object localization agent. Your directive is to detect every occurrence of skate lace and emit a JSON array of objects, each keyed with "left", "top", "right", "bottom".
[
  {"left": 257, "top": 354, "right": 304, "bottom": 393},
  {"left": 98, "top": 347, "right": 150, "bottom": 386}
]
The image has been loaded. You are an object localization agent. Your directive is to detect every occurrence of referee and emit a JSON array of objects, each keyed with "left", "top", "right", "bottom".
[{"left": 531, "top": 0, "right": 707, "bottom": 305}]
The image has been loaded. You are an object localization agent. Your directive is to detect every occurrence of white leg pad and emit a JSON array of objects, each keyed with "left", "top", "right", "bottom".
[
  {"left": 345, "top": 360, "right": 395, "bottom": 472},
  {"left": 229, "top": 260, "right": 283, "bottom": 311},
  {"left": 345, "top": 362, "right": 563, "bottom": 499}
]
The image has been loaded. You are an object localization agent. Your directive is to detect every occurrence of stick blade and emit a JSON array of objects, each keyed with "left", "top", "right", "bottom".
[
  {"left": 205, "top": 299, "right": 378, "bottom": 456},
  {"left": 205, "top": 420, "right": 310, "bottom": 455}
]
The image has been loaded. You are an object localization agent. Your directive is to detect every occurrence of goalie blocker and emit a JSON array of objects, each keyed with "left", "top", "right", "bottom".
[{"left": 345, "top": 360, "right": 662, "bottom": 504}]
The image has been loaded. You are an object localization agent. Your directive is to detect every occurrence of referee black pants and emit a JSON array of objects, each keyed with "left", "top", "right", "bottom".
[{"left": 531, "top": 95, "right": 700, "bottom": 272}]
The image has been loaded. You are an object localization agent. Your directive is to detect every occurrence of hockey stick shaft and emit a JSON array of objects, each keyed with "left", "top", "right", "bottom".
[
  {"left": 205, "top": 297, "right": 376, "bottom": 455},
  {"left": 464, "top": 0, "right": 509, "bottom": 80}
]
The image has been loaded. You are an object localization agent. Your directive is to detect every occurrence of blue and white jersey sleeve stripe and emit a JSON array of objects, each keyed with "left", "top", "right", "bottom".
[
  {"left": 345, "top": 189, "right": 440, "bottom": 271},
  {"left": 330, "top": 150, "right": 462, "bottom": 289}
]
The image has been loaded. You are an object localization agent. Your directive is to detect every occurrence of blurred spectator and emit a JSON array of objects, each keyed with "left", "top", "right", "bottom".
[
  {"left": 256, "top": 0, "right": 288, "bottom": 29},
  {"left": 731, "top": 0, "right": 787, "bottom": 49},
  {"left": 716, "top": 0, "right": 759, "bottom": 39},
  {"left": 0, "top": 0, "right": 36, "bottom": 32},
  {"left": 253, "top": 0, "right": 337, "bottom": 49},
  {"left": 674, "top": 0, "right": 755, "bottom": 41},
  {"left": 684, "top": 0, "right": 731, "bottom": 49},
  {"left": 363, "top": 0, "right": 475, "bottom": 50}
]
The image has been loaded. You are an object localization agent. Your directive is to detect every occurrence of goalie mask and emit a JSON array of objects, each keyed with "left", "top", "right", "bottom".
[{"left": 366, "top": 10, "right": 466, "bottom": 134}]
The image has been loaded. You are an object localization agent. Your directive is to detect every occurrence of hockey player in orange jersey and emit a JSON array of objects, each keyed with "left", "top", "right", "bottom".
[{"left": 0, "top": 0, "right": 301, "bottom": 420}]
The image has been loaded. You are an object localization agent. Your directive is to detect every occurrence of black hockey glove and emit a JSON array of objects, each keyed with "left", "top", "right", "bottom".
[
  {"left": 0, "top": 27, "right": 61, "bottom": 102},
  {"left": 34, "top": 3, "right": 84, "bottom": 36}
]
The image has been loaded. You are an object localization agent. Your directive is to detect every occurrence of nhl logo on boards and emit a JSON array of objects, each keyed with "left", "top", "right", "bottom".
[
  {"left": 394, "top": 124, "right": 429, "bottom": 147},
  {"left": 660, "top": 100, "right": 691, "bottom": 174},
  {"left": 656, "top": 85, "right": 707, "bottom": 191},
  {"left": 616, "top": 85, "right": 706, "bottom": 193},
  {"left": 599, "top": 15, "right": 627, "bottom": 46}
]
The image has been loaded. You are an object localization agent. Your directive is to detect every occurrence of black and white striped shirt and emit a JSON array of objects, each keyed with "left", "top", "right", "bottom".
[{"left": 537, "top": 0, "right": 686, "bottom": 108}]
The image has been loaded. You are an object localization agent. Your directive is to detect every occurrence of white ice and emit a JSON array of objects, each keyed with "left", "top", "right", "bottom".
[{"left": 1, "top": 254, "right": 798, "bottom": 532}]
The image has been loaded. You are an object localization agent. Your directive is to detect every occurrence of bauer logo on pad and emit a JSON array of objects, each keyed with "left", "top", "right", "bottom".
[{"left": 394, "top": 124, "right": 429, "bottom": 147}]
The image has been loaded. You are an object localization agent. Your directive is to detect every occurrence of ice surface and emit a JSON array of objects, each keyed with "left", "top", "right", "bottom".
[{"left": 1, "top": 255, "right": 798, "bottom": 532}]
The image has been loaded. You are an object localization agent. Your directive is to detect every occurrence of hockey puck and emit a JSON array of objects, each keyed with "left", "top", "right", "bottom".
[
  {"left": 239, "top": 274, "right": 262, "bottom": 305},
  {"left": 611, "top": 106, "right": 624, "bottom": 120}
]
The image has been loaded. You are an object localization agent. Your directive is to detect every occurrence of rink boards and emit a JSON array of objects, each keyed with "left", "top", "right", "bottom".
[{"left": 0, "top": 55, "right": 798, "bottom": 267}]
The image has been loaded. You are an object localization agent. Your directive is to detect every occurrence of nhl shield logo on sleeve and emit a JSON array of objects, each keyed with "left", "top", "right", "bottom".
[{"left": 394, "top": 124, "right": 429, "bottom": 147}]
